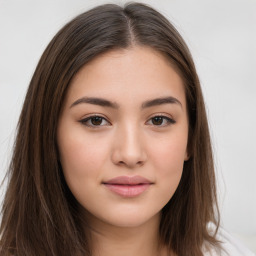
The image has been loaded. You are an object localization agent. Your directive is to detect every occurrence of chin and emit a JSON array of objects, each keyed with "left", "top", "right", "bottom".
[{"left": 96, "top": 208, "right": 161, "bottom": 229}]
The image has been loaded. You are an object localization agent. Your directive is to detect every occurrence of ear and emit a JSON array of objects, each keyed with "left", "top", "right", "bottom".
[{"left": 184, "top": 150, "right": 190, "bottom": 161}]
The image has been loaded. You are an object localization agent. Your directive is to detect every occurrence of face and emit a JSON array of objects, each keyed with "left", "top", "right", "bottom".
[{"left": 57, "top": 46, "right": 189, "bottom": 229}]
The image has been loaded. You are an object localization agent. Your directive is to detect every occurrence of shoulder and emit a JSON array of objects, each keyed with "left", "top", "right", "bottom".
[{"left": 203, "top": 224, "right": 255, "bottom": 256}]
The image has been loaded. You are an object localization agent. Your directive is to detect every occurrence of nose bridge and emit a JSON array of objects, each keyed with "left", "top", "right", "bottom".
[{"left": 112, "top": 121, "right": 147, "bottom": 168}]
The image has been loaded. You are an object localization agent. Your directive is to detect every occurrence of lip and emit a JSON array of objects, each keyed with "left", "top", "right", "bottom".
[{"left": 102, "top": 175, "right": 153, "bottom": 197}]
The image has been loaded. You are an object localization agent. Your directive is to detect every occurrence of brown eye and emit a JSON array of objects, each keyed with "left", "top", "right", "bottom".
[
  {"left": 91, "top": 116, "right": 103, "bottom": 125},
  {"left": 152, "top": 116, "right": 164, "bottom": 125},
  {"left": 147, "top": 115, "right": 176, "bottom": 127},
  {"left": 80, "top": 115, "right": 110, "bottom": 128}
]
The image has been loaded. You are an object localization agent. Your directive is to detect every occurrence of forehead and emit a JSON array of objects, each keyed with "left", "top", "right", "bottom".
[{"left": 66, "top": 46, "right": 186, "bottom": 108}]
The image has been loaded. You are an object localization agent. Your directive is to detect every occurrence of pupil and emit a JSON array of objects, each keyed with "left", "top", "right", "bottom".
[
  {"left": 152, "top": 117, "right": 163, "bottom": 125},
  {"left": 91, "top": 117, "right": 102, "bottom": 125}
]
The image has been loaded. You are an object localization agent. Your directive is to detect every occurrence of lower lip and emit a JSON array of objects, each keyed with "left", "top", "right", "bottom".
[{"left": 104, "top": 184, "right": 151, "bottom": 197}]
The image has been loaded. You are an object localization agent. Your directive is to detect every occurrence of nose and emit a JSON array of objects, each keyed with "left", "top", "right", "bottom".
[{"left": 111, "top": 124, "right": 147, "bottom": 168}]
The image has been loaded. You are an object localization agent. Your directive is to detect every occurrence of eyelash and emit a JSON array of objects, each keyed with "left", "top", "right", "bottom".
[{"left": 79, "top": 114, "right": 176, "bottom": 128}]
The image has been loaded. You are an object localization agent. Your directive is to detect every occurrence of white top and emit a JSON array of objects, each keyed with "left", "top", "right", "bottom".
[{"left": 204, "top": 226, "right": 255, "bottom": 256}]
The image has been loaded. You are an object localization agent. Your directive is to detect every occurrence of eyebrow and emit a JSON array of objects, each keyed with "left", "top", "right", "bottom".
[
  {"left": 70, "top": 97, "right": 119, "bottom": 109},
  {"left": 70, "top": 96, "right": 182, "bottom": 109},
  {"left": 141, "top": 96, "right": 182, "bottom": 109}
]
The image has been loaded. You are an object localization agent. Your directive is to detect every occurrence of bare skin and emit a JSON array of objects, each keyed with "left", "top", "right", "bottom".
[
  {"left": 57, "top": 46, "right": 187, "bottom": 256},
  {"left": 86, "top": 210, "right": 169, "bottom": 256}
]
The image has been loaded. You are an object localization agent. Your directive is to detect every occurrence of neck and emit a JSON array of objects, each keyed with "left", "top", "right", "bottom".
[{"left": 85, "top": 212, "right": 169, "bottom": 256}]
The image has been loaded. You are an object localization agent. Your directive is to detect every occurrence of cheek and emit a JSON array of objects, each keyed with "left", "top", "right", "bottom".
[
  {"left": 151, "top": 135, "right": 187, "bottom": 170},
  {"left": 58, "top": 131, "right": 110, "bottom": 182},
  {"left": 148, "top": 134, "right": 187, "bottom": 194},
  {"left": 57, "top": 132, "right": 112, "bottom": 208}
]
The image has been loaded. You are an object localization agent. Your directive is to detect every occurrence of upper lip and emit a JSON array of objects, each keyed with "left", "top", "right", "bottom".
[{"left": 103, "top": 175, "right": 152, "bottom": 185}]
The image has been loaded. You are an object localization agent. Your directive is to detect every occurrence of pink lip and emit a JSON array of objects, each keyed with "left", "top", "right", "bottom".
[{"left": 103, "top": 175, "right": 153, "bottom": 197}]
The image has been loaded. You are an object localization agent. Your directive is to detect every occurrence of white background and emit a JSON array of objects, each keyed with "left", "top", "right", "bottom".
[{"left": 0, "top": 0, "right": 255, "bottom": 252}]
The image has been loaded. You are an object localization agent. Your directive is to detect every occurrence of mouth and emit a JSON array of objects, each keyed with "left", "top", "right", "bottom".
[{"left": 102, "top": 175, "right": 153, "bottom": 197}]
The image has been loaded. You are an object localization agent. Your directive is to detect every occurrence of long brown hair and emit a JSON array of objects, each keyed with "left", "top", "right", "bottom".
[{"left": 0, "top": 3, "right": 220, "bottom": 256}]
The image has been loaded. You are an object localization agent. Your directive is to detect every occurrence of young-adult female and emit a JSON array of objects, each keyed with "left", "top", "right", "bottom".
[{"left": 0, "top": 2, "right": 254, "bottom": 256}]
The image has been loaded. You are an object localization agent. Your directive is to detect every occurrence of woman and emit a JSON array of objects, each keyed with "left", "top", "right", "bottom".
[{"left": 0, "top": 2, "right": 254, "bottom": 256}]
